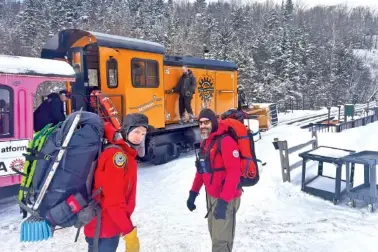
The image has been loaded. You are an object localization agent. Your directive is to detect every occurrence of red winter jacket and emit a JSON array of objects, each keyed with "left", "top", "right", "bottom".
[
  {"left": 84, "top": 122, "right": 138, "bottom": 238},
  {"left": 191, "top": 122, "right": 242, "bottom": 203}
]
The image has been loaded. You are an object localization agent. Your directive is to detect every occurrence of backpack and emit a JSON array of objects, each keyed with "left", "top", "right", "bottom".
[
  {"left": 196, "top": 109, "right": 260, "bottom": 187},
  {"left": 17, "top": 110, "right": 104, "bottom": 242}
]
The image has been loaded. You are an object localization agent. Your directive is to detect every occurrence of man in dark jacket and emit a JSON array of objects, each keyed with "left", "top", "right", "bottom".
[
  {"left": 33, "top": 90, "right": 70, "bottom": 132},
  {"left": 170, "top": 66, "right": 196, "bottom": 124},
  {"left": 237, "top": 85, "right": 247, "bottom": 110},
  {"left": 187, "top": 108, "right": 242, "bottom": 252}
]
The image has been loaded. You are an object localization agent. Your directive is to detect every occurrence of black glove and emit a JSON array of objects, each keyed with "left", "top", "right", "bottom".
[
  {"left": 186, "top": 190, "right": 199, "bottom": 211},
  {"left": 213, "top": 199, "right": 228, "bottom": 220}
]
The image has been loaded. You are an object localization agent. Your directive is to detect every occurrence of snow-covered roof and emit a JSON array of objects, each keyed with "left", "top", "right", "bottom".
[
  {"left": 41, "top": 29, "right": 166, "bottom": 59},
  {"left": 0, "top": 54, "right": 76, "bottom": 78},
  {"left": 164, "top": 55, "right": 237, "bottom": 71},
  {"left": 90, "top": 31, "right": 166, "bottom": 54}
]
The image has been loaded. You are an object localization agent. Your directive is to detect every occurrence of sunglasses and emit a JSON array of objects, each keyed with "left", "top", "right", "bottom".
[{"left": 199, "top": 120, "right": 211, "bottom": 126}]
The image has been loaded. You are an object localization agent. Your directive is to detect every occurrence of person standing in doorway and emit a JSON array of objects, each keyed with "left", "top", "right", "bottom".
[
  {"left": 170, "top": 65, "right": 196, "bottom": 124},
  {"left": 33, "top": 90, "right": 70, "bottom": 132}
]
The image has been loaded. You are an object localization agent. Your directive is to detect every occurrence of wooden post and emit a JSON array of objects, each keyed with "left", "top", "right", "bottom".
[
  {"left": 275, "top": 131, "right": 318, "bottom": 183},
  {"left": 277, "top": 140, "right": 290, "bottom": 182},
  {"left": 327, "top": 106, "right": 331, "bottom": 132},
  {"left": 367, "top": 101, "right": 370, "bottom": 116},
  {"left": 312, "top": 130, "right": 318, "bottom": 148}
]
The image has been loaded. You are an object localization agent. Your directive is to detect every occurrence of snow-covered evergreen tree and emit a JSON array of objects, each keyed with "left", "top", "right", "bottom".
[
  {"left": 14, "top": 0, "right": 48, "bottom": 56},
  {"left": 186, "top": 0, "right": 211, "bottom": 56}
]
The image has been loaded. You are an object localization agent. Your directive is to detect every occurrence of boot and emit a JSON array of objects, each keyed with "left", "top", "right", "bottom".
[
  {"left": 188, "top": 114, "right": 194, "bottom": 123},
  {"left": 179, "top": 116, "right": 186, "bottom": 125}
]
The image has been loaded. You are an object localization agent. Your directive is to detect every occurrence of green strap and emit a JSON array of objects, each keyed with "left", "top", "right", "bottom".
[
  {"left": 25, "top": 127, "right": 55, "bottom": 190},
  {"left": 18, "top": 124, "right": 52, "bottom": 201},
  {"left": 18, "top": 122, "right": 62, "bottom": 202}
]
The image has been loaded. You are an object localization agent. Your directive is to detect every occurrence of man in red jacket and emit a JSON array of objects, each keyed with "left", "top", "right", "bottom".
[
  {"left": 187, "top": 108, "right": 242, "bottom": 252},
  {"left": 84, "top": 113, "right": 148, "bottom": 252}
]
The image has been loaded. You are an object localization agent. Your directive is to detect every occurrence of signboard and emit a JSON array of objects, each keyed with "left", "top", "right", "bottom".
[
  {"left": 345, "top": 104, "right": 355, "bottom": 117},
  {"left": 0, "top": 139, "right": 29, "bottom": 177}
]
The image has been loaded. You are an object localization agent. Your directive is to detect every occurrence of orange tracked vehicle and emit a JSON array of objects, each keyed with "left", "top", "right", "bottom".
[{"left": 40, "top": 29, "right": 277, "bottom": 164}]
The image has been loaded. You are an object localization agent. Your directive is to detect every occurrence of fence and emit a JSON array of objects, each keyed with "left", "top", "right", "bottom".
[
  {"left": 276, "top": 97, "right": 321, "bottom": 112},
  {"left": 307, "top": 114, "right": 377, "bottom": 133},
  {"left": 272, "top": 131, "right": 318, "bottom": 182}
]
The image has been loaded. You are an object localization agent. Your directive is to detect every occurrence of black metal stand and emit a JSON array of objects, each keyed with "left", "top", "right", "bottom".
[
  {"left": 340, "top": 151, "right": 378, "bottom": 212},
  {"left": 299, "top": 146, "right": 355, "bottom": 204}
]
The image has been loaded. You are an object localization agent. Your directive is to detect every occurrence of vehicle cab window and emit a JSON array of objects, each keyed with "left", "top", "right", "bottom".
[
  {"left": 131, "top": 58, "right": 159, "bottom": 88},
  {"left": 0, "top": 85, "right": 13, "bottom": 138},
  {"left": 107, "top": 57, "right": 118, "bottom": 88}
]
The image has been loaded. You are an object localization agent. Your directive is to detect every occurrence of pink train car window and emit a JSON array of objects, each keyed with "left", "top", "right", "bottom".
[{"left": 0, "top": 85, "right": 13, "bottom": 138}]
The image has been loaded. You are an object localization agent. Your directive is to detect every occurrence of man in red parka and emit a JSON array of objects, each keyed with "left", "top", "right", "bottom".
[
  {"left": 84, "top": 113, "right": 148, "bottom": 252},
  {"left": 187, "top": 108, "right": 242, "bottom": 252}
]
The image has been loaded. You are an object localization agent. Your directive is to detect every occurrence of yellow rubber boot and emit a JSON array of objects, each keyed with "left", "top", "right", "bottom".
[{"left": 123, "top": 228, "right": 140, "bottom": 252}]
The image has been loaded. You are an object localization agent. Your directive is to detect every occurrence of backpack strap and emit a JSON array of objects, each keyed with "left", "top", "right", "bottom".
[
  {"left": 73, "top": 187, "right": 102, "bottom": 239},
  {"left": 245, "top": 130, "right": 259, "bottom": 172},
  {"left": 23, "top": 149, "right": 54, "bottom": 161},
  {"left": 104, "top": 143, "right": 123, "bottom": 151},
  {"left": 73, "top": 141, "right": 109, "bottom": 250},
  {"left": 93, "top": 206, "right": 102, "bottom": 252},
  {"left": 204, "top": 134, "right": 227, "bottom": 184},
  {"left": 214, "top": 135, "right": 225, "bottom": 158},
  {"left": 90, "top": 143, "right": 124, "bottom": 252},
  {"left": 73, "top": 198, "right": 102, "bottom": 252}
]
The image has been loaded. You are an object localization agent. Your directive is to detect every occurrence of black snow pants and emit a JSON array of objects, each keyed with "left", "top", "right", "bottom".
[{"left": 179, "top": 95, "right": 193, "bottom": 117}]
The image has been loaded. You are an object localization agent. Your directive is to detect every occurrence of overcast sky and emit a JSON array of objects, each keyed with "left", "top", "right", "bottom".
[{"left": 187, "top": 0, "right": 378, "bottom": 9}]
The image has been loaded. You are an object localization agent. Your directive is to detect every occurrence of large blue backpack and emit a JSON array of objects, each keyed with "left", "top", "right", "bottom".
[{"left": 17, "top": 110, "right": 104, "bottom": 243}]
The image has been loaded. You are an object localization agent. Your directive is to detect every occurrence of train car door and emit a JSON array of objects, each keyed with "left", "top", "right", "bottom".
[
  {"left": 98, "top": 47, "right": 124, "bottom": 119},
  {"left": 67, "top": 47, "right": 88, "bottom": 112},
  {"left": 127, "top": 57, "right": 165, "bottom": 129},
  {"left": 214, "top": 71, "right": 236, "bottom": 114}
]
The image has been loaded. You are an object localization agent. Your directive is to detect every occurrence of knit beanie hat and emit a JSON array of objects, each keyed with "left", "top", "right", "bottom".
[
  {"left": 121, "top": 113, "right": 149, "bottom": 148},
  {"left": 198, "top": 108, "right": 218, "bottom": 133}
]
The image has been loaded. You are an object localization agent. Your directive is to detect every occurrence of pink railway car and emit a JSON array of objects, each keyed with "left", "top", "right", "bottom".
[{"left": 0, "top": 55, "right": 75, "bottom": 189}]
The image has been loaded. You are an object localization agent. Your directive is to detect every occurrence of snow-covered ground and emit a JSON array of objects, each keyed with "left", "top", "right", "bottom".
[{"left": 1, "top": 111, "right": 378, "bottom": 252}]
